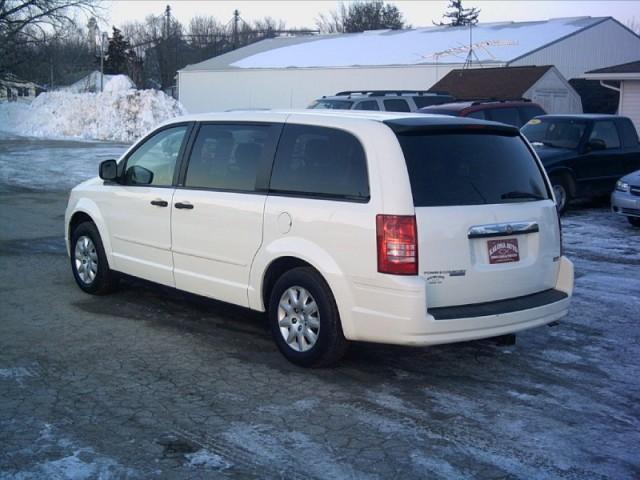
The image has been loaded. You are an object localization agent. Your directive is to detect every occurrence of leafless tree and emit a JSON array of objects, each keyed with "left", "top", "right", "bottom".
[
  {"left": 0, "top": 0, "right": 100, "bottom": 74},
  {"left": 626, "top": 17, "right": 640, "bottom": 35},
  {"left": 316, "top": 1, "right": 406, "bottom": 34}
]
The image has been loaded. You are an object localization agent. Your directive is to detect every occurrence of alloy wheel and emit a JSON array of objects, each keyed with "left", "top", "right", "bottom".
[{"left": 277, "top": 286, "right": 320, "bottom": 352}]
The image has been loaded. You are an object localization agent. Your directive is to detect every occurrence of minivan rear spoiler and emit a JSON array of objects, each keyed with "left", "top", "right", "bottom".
[{"left": 383, "top": 118, "right": 520, "bottom": 136}]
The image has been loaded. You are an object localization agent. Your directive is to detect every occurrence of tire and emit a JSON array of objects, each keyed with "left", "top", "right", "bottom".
[
  {"left": 628, "top": 216, "right": 640, "bottom": 227},
  {"left": 268, "top": 267, "right": 349, "bottom": 367},
  {"left": 551, "top": 176, "right": 572, "bottom": 215},
  {"left": 70, "top": 221, "right": 118, "bottom": 295}
]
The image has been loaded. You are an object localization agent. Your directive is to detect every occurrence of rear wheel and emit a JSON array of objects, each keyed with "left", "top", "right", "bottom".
[
  {"left": 268, "top": 267, "right": 348, "bottom": 367},
  {"left": 70, "top": 221, "right": 117, "bottom": 295},
  {"left": 551, "top": 176, "right": 572, "bottom": 214},
  {"left": 628, "top": 216, "right": 640, "bottom": 227}
]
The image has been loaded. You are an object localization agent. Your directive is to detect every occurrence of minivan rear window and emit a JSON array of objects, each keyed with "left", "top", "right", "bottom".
[{"left": 395, "top": 131, "right": 550, "bottom": 207}]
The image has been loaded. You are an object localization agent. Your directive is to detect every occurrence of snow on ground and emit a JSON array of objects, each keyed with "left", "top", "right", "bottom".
[{"left": 0, "top": 76, "right": 185, "bottom": 143}]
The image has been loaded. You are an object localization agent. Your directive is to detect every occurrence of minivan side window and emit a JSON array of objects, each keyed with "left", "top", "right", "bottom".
[
  {"left": 184, "top": 124, "right": 272, "bottom": 192},
  {"left": 488, "top": 107, "right": 520, "bottom": 126},
  {"left": 270, "top": 124, "right": 369, "bottom": 201},
  {"left": 354, "top": 100, "right": 380, "bottom": 111},
  {"left": 589, "top": 121, "right": 621, "bottom": 149},
  {"left": 124, "top": 126, "right": 188, "bottom": 186},
  {"left": 383, "top": 99, "right": 411, "bottom": 112}
]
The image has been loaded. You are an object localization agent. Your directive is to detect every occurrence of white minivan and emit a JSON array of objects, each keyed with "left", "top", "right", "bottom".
[{"left": 65, "top": 111, "right": 574, "bottom": 367}]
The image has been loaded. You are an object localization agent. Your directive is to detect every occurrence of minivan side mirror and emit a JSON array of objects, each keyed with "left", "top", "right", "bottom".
[
  {"left": 586, "top": 138, "right": 606, "bottom": 151},
  {"left": 99, "top": 159, "right": 118, "bottom": 181}
]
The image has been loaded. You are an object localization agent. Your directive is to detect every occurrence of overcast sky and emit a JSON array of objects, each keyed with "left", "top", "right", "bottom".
[{"left": 105, "top": 1, "right": 639, "bottom": 30}]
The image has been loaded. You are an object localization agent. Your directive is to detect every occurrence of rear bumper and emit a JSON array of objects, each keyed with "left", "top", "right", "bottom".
[
  {"left": 611, "top": 191, "right": 640, "bottom": 217},
  {"left": 346, "top": 256, "right": 573, "bottom": 346}
]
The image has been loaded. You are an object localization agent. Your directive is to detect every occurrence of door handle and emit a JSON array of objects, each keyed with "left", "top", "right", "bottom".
[
  {"left": 174, "top": 202, "right": 194, "bottom": 210},
  {"left": 150, "top": 199, "right": 168, "bottom": 207}
]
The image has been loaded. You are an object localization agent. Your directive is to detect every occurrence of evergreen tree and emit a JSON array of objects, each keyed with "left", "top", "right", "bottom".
[
  {"left": 104, "top": 27, "right": 135, "bottom": 74},
  {"left": 436, "top": 0, "right": 480, "bottom": 27}
]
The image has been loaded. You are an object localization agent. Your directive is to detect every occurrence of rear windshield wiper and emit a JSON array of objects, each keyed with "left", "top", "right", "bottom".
[{"left": 501, "top": 191, "right": 546, "bottom": 201}]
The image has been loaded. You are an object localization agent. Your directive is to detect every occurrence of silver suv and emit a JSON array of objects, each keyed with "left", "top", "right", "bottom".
[{"left": 308, "top": 90, "right": 454, "bottom": 113}]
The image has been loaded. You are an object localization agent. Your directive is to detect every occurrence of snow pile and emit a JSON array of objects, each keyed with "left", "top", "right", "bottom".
[
  {"left": 0, "top": 76, "right": 186, "bottom": 142},
  {"left": 102, "top": 74, "right": 136, "bottom": 93},
  {"left": 64, "top": 70, "right": 134, "bottom": 93}
]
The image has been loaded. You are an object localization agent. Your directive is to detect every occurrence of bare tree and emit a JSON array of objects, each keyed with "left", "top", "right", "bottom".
[
  {"left": 0, "top": 0, "right": 100, "bottom": 74},
  {"left": 316, "top": 1, "right": 406, "bottom": 34},
  {"left": 626, "top": 17, "right": 640, "bottom": 35},
  {"left": 316, "top": 8, "right": 345, "bottom": 34}
]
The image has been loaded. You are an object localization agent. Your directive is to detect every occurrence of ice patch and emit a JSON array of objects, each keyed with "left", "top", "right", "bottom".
[
  {"left": 410, "top": 451, "right": 469, "bottom": 479},
  {"left": 0, "top": 367, "right": 34, "bottom": 379},
  {"left": 0, "top": 82, "right": 186, "bottom": 143},
  {"left": 185, "top": 449, "right": 230, "bottom": 470},
  {"left": 541, "top": 349, "right": 583, "bottom": 364},
  {"left": 0, "top": 423, "right": 138, "bottom": 480}
]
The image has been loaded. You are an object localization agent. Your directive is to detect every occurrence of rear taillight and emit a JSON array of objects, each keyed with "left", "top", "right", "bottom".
[{"left": 376, "top": 215, "right": 418, "bottom": 275}]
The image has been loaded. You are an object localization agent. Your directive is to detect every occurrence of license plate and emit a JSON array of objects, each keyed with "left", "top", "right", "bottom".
[{"left": 487, "top": 238, "right": 520, "bottom": 264}]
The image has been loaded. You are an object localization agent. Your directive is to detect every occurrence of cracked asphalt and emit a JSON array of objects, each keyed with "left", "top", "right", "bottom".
[{"left": 1, "top": 136, "right": 639, "bottom": 479}]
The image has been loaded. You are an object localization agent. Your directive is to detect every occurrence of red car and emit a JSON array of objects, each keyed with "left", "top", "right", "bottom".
[{"left": 418, "top": 100, "right": 546, "bottom": 128}]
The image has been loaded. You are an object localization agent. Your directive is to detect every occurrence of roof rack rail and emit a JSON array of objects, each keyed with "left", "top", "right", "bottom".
[
  {"left": 334, "top": 90, "right": 450, "bottom": 97},
  {"left": 469, "top": 97, "right": 532, "bottom": 105}
]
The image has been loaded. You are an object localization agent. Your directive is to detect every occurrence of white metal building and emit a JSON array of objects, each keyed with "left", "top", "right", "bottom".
[
  {"left": 584, "top": 61, "right": 640, "bottom": 131},
  {"left": 178, "top": 17, "right": 640, "bottom": 113}
]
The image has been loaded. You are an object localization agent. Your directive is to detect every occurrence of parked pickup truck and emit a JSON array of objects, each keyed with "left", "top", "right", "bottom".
[{"left": 521, "top": 115, "right": 640, "bottom": 213}]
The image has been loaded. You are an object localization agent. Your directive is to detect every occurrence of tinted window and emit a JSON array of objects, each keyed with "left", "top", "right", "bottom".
[
  {"left": 589, "top": 121, "right": 621, "bottom": 149},
  {"left": 124, "top": 126, "right": 187, "bottom": 186},
  {"left": 185, "top": 124, "right": 272, "bottom": 191},
  {"left": 383, "top": 99, "right": 411, "bottom": 112},
  {"left": 270, "top": 124, "right": 369, "bottom": 200},
  {"left": 413, "top": 96, "right": 455, "bottom": 108},
  {"left": 354, "top": 100, "right": 380, "bottom": 111},
  {"left": 309, "top": 99, "right": 353, "bottom": 110},
  {"left": 466, "top": 110, "right": 486, "bottom": 120},
  {"left": 617, "top": 118, "right": 639, "bottom": 147},
  {"left": 522, "top": 118, "right": 587, "bottom": 150},
  {"left": 396, "top": 131, "right": 549, "bottom": 207},
  {"left": 487, "top": 107, "right": 520, "bottom": 126},
  {"left": 519, "top": 106, "right": 546, "bottom": 125}
]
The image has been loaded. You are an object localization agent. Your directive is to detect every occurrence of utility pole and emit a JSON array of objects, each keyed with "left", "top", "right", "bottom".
[
  {"left": 233, "top": 9, "right": 240, "bottom": 50},
  {"left": 100, "top": 31, "right": 107, "bottom": 92},
  {"left": 164, "top": 5, "right": 171, "bottom": 39}
]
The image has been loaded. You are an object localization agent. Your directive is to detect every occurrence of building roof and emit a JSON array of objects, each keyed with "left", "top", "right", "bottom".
[
  {"left": 428, "top": 66, "right": 554, "bottom": 100},
  {"left": 0, "top": 73, "right": 44, "bottom": 89},
  {"left": 182, "top": 17, "right": 611, "bottom": 71},
  {"left": 583, "top": 60, "right": 640, "bottom": 80},
  {"left": 587, "top": 60, "right": 640, "bottom": 74}
]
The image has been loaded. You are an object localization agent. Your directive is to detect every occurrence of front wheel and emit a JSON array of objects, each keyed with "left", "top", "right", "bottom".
[
  {"left": 268, "top": 267, "right": 349, "bottom": 367},
  {"left": 628, "top": 216, "right": 640, "bottom": 227},
  {"left": 70, "top": 221, "right": 118, "bottom": 295}
]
